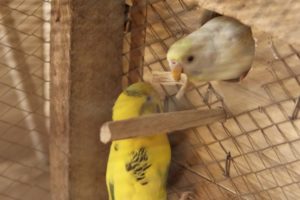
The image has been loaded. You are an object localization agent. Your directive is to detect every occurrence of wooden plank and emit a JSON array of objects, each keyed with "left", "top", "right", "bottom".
[
  {"left": 100, "top": 108, "right": 226, "bottom": 143},
  {"left": 197, "top": 0, "right": 300, "bottom": 45},
  {"left": 50, "top": 1, "right": 124, "bottom": 200}
]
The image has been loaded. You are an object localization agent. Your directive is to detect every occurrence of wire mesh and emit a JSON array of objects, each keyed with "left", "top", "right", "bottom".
[
  {"left": 1, "top": 0, "right": 300, "bottom": 199},
  {"left": 123, "top": 0, "right": 300, "bottom": 199},
  {"left": 0, "top": 0, "right": 50, "bottom": 199}
]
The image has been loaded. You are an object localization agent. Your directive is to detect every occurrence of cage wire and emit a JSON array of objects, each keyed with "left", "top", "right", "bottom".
[
  {"left": 1, "top": 0, "right": 299, "bottom": 200},
  {"left": 123, "top": 0, "right": 300, "bottom": 199},
  {"left": 0, "top": 0, "right": 50, "bottom": 200}
]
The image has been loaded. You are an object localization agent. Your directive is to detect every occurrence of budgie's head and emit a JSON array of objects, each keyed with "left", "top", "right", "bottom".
[
  {"left": 113, "top": 82, "right": 162, "bottom": 121},
  {"left": 167, "top": 19, "right": 255, "bottom": 82},
  {"left": 167, "top": 34, "right": 220, "bottom": 82},
  {"left": 167, "top": 36, "right": 206, "bottom": 81}
]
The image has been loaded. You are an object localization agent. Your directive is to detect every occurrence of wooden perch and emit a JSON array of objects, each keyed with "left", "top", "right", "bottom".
[{"left": 100, "top": 108, "right": 226, "bottom": 144}]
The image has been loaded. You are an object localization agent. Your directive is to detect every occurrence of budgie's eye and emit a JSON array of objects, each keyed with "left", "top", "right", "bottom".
[
  {"left": 146, "top": 96, "right": 152, "bottom": 102},
  {"left": 171, "top": 60, "right": 177, "bottom": 65},
  {"left": 187, "top": 55, "right": 194, "bottom": 63}
]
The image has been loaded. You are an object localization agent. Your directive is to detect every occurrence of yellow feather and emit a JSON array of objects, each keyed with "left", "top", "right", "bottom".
[
  {"left": 106, "top": 82, "right": 171, "bottom": 200},
  {"left": 167, "top": 37, "right": 192, "bottom": 61}
]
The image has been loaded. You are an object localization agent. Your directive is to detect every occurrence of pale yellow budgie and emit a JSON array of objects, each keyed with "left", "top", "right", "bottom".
[{"left": 167, "top": 16, "right": 255, "bottom": 83}]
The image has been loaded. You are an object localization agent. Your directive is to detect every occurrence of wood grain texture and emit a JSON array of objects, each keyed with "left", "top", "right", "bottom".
[
  {"left": 50, "top": 0, "right": 71, "bottom": 199},
  {"left": 100, "top": 109, "right": 226, "bottom": 143},
  {"left": 50, "top": 1, "right": 124, "bottom": 200}
]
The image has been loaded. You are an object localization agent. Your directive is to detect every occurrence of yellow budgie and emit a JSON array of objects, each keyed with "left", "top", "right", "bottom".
[
  {"left": 106, "top": 82, "right": 195, "bottom": 200},
  {"left": 106, "top": 82, "right": 171, "bottom": 200}
]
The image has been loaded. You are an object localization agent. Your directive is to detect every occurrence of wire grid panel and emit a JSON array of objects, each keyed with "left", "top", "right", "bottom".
[
  {"left": 0, "top": 0, "right": 50, "bottom": 199},
  {"left": 123, "top": 0, "right": 300, "bottom": 199}
]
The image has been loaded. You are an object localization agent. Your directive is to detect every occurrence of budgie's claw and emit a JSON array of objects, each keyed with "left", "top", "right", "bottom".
[{"left": 179, "top": 191, "right": 196, "bottom": 200}]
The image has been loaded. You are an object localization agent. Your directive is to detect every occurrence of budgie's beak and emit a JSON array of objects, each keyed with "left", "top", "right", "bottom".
[
  {"left": 171, "top": 65, "right": 183, "bottom": 81},
  {"left": 169, "top": 60, "right": 183, "bottom": 81}
]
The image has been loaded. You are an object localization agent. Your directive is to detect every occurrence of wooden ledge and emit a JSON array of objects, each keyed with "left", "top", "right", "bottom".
[{"left": 100, "top": 108, "right": 226, "bottom": 144}]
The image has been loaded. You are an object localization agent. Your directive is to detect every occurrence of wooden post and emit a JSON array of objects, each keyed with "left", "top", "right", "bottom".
[
  {"left": 128, "top": 0, "right": 147, "bottom": 83},
  {"left": 50, "top": 1, "right": 124, "bottom": 200}
]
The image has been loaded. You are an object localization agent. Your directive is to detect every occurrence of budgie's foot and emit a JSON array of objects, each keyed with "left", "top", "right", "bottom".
[{"left": 179, "top": 191, "right": 196, "bottom": 200}]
